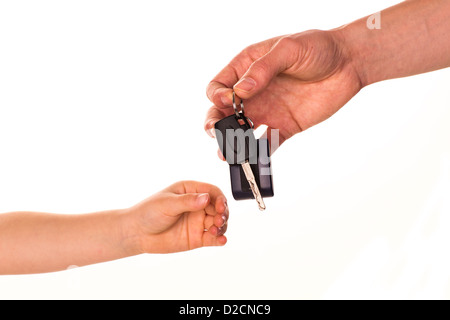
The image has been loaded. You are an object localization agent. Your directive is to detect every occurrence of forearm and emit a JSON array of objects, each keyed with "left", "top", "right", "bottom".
[
  {"left": 0, "top": 209, "right": 139, "bottom": 274},
  {"left": 339, "top": 0, "right": 450, "bottom": 87}
]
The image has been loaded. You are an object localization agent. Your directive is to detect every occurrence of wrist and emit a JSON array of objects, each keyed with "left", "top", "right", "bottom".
[
  {"left": 330, "top": 21, "right": 371, "bottom": 89},
  {"left": 117, "top": 207, "right": 146, "bottom": 256}
]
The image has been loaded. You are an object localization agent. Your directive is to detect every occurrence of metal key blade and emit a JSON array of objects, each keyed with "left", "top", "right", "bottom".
[{"left": 241, "top": 161, "right": 266, "bottom": 211}]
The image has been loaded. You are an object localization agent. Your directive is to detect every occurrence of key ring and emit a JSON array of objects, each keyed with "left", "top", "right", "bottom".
[
  {"left": 232, "top": 91, "right": 254, "bottom": 128},
  {"left": 232, "top": 91, "right": 245, "bottom": 118}
]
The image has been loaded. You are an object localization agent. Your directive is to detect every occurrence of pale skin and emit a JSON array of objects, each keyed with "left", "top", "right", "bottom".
[
  {"left": 205, "top": 0, "right": 450, "bottom": 152},
  {"left": 0, "top": 181, "right": 228, "bottom": 274}
]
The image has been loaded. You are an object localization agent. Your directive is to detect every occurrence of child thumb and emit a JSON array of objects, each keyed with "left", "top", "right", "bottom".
[{"left": 168, "top": 193, "right": 210, "bottom": 216}]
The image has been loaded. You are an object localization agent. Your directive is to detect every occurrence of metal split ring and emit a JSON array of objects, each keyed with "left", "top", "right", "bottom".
[
  {"left": 232, "top": 91, "right": 245, "bottom": 118},
  {"left": 232, "top": 91, "right": 254, "bottom": 128}
]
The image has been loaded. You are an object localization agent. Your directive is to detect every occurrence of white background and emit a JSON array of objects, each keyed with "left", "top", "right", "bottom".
[{"left": 0, "top": 0, "right": 449, "bottom": 299}]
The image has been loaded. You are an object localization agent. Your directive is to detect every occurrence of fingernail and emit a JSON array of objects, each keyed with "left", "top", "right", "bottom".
[
  {"left": 221, "top": 215, "right": 227, "bottom": 226},
  {"left": 235, "top": 77, "right": 256, "bottom": 93},
  {"left": 221, "top": 95, "right": 230, "bottom": 106},
  {"left": 197, "top": 193, "right": 209, "bottom": 206},
  {"left": 208, "top": 127, "right": 216, "bottom": 138}
]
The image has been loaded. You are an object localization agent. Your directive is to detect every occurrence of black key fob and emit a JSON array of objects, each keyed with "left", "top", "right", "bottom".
[
  {"left": 214, "top": 113, "right": 274, "bottom": 203},
  {"left": 229, "top": 138, "right": 274, "bottom": 200}
]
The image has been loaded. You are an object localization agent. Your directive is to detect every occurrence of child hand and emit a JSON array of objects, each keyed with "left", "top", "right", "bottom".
[{"left": 127, "top": 181, "right": 229, "bottom": 254}]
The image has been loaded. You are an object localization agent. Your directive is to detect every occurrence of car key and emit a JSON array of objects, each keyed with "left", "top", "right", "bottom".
[
  {"left": 214, "top": 110, "right": 266, "bottom": 210},
  {"left": 241, "top": 158, "right": 266, "bottom": 210},
  {"left": 214, "top": 92, "right": 273, "bottom": 210}
]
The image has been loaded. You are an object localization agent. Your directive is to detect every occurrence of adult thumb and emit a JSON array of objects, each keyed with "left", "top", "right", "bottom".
[{"left": 233, "top": 37, "right": 296, "bottom": 100}]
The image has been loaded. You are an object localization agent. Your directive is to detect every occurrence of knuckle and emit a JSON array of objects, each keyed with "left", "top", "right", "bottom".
[
  {"left": 206, "top": 82, "right": 214, "bottom": 99},
  {"left": 207, "top": 85, "right": 224, "bottom": 107},
  {"left": 206, "top": 82, "right": 218, "bottom": 100},
  {"left": 239, "top": 44, "right": 254, "bottom": 57},
  {"left": 276, "top": 35, "right": 298, "bottom": 50}
]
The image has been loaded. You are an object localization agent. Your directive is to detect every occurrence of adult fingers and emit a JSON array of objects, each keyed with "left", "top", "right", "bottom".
[{"left": 234, "top": 36, "right": 299, "bottom": 100}]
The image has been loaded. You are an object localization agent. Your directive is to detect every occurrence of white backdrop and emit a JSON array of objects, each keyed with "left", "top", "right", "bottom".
[{"left": 1, "top": 0, "right": 450, "bottom": 299}]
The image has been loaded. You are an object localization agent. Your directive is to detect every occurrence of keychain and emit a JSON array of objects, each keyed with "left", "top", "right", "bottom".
[{"left": 214, "top": 92, "right": 274, "bottom": 210}]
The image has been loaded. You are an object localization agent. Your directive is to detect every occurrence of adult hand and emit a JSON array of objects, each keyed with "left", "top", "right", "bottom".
[{"left": 205, "top": 29, "right": 363, "bottom": 150}]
